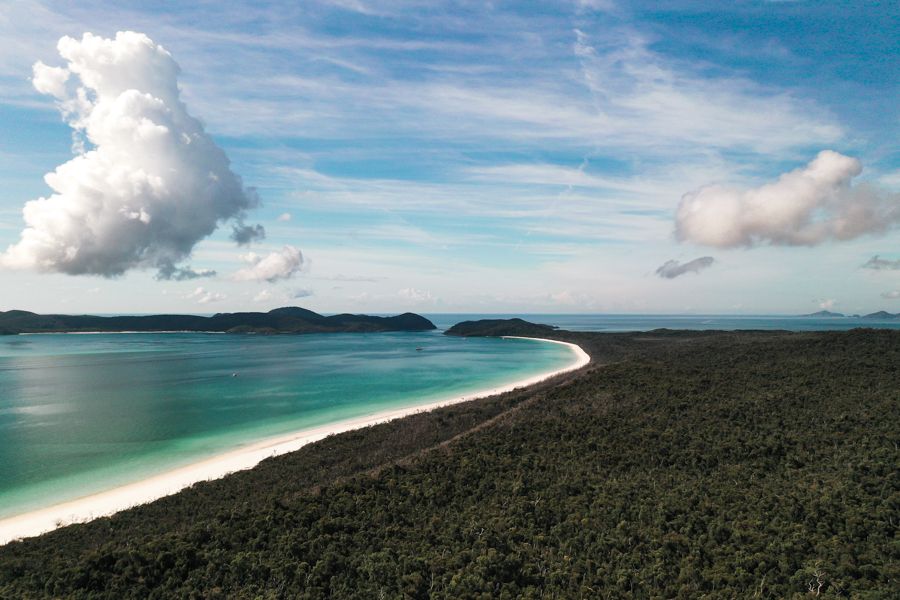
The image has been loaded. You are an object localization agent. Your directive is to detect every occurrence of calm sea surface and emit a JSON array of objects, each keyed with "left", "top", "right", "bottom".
[
  {"left": 0, "top": 331, "right": 573, "bottom": 519},
  {"left": 424, "top": 313, "right": 900, "bottom": 332}
]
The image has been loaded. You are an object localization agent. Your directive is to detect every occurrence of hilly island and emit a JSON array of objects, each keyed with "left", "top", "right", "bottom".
[{"left": 0, "top": 307, "right": 436, "bottom": 335}]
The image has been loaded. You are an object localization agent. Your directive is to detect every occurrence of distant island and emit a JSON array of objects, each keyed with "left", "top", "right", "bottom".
[
  {"left": 800, "top": 310, "right": 900, "bottom": 319},
  {"left": 800, "top": 310, "right": 846, "bottom": 318},
  {"left": 444, "top": 317, "right": 558, "bottom": 338},
  {"left": 861, "top": 310, "right": 900, "bottom": 319},
  {"left": 0, "top": 307, "right": 436, "bottom": 335}
]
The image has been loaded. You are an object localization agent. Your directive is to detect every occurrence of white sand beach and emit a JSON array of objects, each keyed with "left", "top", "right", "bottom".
[{"left": 0, "top": 337, "right": 589, "bottom": 545}]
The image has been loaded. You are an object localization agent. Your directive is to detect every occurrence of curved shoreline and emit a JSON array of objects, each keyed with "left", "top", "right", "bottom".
[{"left": 0, "top": 337, "right": 589, "bottom": 545}]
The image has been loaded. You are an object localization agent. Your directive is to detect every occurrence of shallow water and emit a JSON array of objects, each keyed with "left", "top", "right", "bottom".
[{"left": 0, "top": 331, "right": 574, "bottom": 519}]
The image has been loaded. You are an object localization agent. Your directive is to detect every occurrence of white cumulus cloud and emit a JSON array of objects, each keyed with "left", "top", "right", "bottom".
[
  {"left": 675, "top": 151, "right": 900, "bottom": 248},
  {"left": 818, "top": 299, "right": 837, "bottom": 311},
  {"left": 32, "top": 61, "right": 70, "bottom": 98},
  {"left": 655, "top": 256, "right": 715, "bottom": 279},
  {"left": 0, "top": 31, "right": 264, "bottom": 279},
  {"left": 397, "top": 287, "right": 434, "bottom": 303},
  {"left": 186, "top": 287, "right": 225, "bottom": 304},
  {"left": 233, "top": 245, "right": 304, "bottom": 282}
]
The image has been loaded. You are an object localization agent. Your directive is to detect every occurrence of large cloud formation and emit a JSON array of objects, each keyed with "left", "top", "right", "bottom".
[
  {"left": 655, "top": 256, "right": 714, "bottom": 279},
  {"left": 1, "top": 31, "right": 263, "bottom": 278},
  {"left": 675, "top": 151, "right": 900, "bottom": 248}
]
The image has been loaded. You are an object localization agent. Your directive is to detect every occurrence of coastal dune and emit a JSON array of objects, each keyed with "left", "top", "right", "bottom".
[{"left": 0, "top": 337, "right": 589, "bottom": 545}]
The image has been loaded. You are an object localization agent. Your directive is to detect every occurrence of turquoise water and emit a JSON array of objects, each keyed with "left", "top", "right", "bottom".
[{"left": 0, "top": 332, "right": 574, "bottom": 519}]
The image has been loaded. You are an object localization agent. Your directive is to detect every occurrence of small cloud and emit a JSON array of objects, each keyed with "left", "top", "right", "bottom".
[
  {"left": 31, "top": 61, "right": 69, "bottom": 98},
  {"left": 155, "top": 263, "right": 216, "bottom": 281},
  {"left": 276, "top": 212, "right": 292, "bottom": 222},
  {"left": 253, "top": 289, "right": 275, "bottom": 303},
  {"left": 349, "top": 291, "right": 373, "bottom": 303},
  {"left": 863, "top": 255, "right": 900, "bottom": 270},
  {"left": 231, "top": 222, "right": 266, "bottom": 246},
  {"left": 548, "top": 290, "right": 596, "bottom": 306},
  {"left": 232, "top": 245, "right": 304, "bottom": 283},
  {"left": 676, "top": 151, "right": 900, "bottom": 248},
  {"left": 186, "top": 287, "right": 225, "bottom": 304},
  {"left": 881, "top": 291, "right": 900, "bottom": 299},
  {"left": 818, "top": 299, "right": 837, "bottom": 310},
  {"left": 252, "top": 287, "right": 312, "bottom": 303},
  {"left": 397, "top": 287, "right": 434, "bottom": 303},
  {"left": 655, "top": 256, "right": 715, "bottom": 279}
]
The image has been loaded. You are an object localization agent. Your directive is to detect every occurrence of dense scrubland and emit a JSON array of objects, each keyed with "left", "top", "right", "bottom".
[{"left": 0, "top": 327, "right": 897, "bottom": 598}]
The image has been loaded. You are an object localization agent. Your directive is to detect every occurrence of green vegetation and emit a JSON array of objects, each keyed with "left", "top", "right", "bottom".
[
  {"left": 0, "top": 328, "right": 897, "bottom": 598},
  {"left": 445, "top": 317, "right": 558, "bottom": 338},
  {"left": 0, "top": 307, "right": 435, "bottom": 334}
]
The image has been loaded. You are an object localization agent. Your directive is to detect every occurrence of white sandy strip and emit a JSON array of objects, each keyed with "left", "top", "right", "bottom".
[{"left": 0, "top": 337, "right": 589, "bottom": 545}]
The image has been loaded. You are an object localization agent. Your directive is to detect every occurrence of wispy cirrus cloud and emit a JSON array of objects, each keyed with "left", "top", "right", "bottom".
[
  {"left": 8, "top": 1, "right": 835, "bottom": 162},
  {"left": 570, "top": 28, "right": 842, "bottom": 155}
]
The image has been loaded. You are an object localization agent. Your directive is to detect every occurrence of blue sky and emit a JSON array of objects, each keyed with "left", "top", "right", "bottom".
[{"left": 0, "top": 0, "right": 898, "bottom": 314}]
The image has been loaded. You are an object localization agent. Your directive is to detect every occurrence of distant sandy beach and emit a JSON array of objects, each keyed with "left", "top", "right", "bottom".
[{"left": 0, "top": 337, "right": 589, "bottom": 545}]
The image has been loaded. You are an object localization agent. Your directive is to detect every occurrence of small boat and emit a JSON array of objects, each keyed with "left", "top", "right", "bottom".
[
  {"left": 231, "top": 372, "right": 238, "bottom": 377},
  {"left": 416, "top": 347, "right": 424, "bottom": 352}
]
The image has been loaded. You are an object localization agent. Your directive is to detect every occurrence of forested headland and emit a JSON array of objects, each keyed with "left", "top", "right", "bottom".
[
  {"left": 0, "top": 307, "right": 435, "bottom": 334},
  {"left": 0, "top": 326, "right": 897, "bottom": 598}
]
